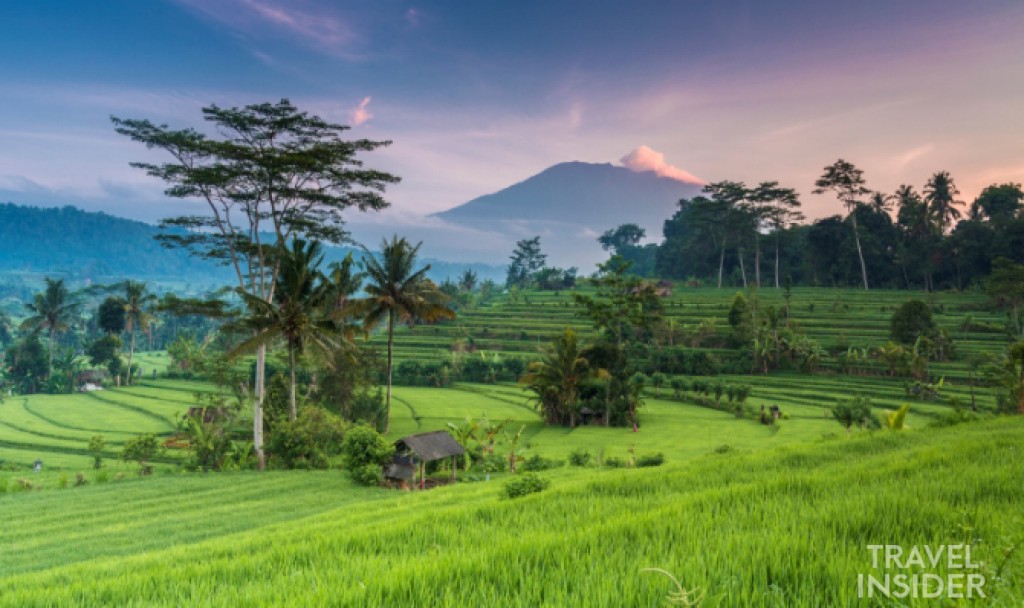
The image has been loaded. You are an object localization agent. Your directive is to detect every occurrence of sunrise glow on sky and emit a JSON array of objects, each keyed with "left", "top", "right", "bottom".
[{"left": 1, "top": 1, "right": 1022, "bottom": 259}]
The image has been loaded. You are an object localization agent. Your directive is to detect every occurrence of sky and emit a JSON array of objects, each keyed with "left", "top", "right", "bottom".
[{"left": 1, "top": 0, "right": 1023, "bottom": 263}]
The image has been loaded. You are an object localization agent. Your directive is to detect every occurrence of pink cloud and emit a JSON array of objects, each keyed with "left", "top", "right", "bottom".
[
  {"left": 620, "top": 145, "right": 704, "bottom": 185},
  {"left": 350, "top": 97, "right": 374, "bottom": 126}
]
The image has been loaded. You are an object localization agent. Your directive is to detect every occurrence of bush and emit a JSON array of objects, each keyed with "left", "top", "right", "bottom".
[
  {"left": 603, "top": 456, "right": 626, "bottom": 468},
  {"left": 75, "top": 473, "right": 88, "bottom": 487},
  {"left": 502, "top": 473, "right": 550, "bottom": 499},
  {"left": 568, "top": 448, "right": 592, "bottom": 467},
  {"left": 476, "top": 453, "right": 507, "bottom": 473},
  {"left": 268, "top": 406, "right": 349, "bottom": 469},
  {"left": 519, "top": 454, "right": 562, "bottom": 471},
  {"left": 121, "top": 434, "right": 163, "bottom": 475},
  {"left": 635, "top": 452, "right": 665, "bottom": 467},
  {"left": 88, "top": 435, "right": 105, "bottom": 469},
  {"left": 341, "top": 425, "right": 394, "bottom": 486},
  {"left": 891, "top": 299, "right": 936, "bottom": 344}
]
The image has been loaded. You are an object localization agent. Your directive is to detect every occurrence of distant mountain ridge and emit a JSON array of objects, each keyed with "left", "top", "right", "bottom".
[
  {"left": 435, "top": 161, "right": 700, "bottom": 227},
  {"left": 432, "top": 161, "right": 702, "bottom": 269},
  {"left": 0, "top": 203, "right": 503, "bottom": 284}
]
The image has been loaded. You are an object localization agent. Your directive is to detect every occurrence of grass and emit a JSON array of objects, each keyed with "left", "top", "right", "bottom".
[{"left": 0, "top": 418, "right": 1020, "bottom": 606}]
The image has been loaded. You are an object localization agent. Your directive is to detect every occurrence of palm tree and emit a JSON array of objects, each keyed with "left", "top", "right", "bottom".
[
  {"left": 21, "top": 278, "right": 77, "bottom": 376},
  {"left": 924, "top": 171, "right": 965, "bottom": 235},
  {"left": 519, "top": 328, "right": 591, "bottom": 427},
  {"left": 813, "top": 160, "right": 872, "bottom": 289},
  {"left": 122, "top": 281, "right": 157, "bottom": 385},
  {"left": 360, "top": 236, "right": 456, "bottom": 432},
  {"left": 230, "top": 239, "right": 341, "bottom": 421}
]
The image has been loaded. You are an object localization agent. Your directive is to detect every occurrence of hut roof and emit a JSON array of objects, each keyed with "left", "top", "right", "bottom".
[{"left": 396, "top": 430, "right": 464, "bottom": 461}]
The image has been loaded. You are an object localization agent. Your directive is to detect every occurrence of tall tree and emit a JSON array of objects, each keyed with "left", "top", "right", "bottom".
[
  {"left": 230, "top": 240, "right": 341, "bottom": 421},
  {"left": 360, "top": 236, "right": 455, "bottom": 432},
  {"left": 702, "top": 181, "right": 752, "bottom": 288},
  {"left": 753, "top": 182, "right": 802, "bottom": 288},
  {"left": 895, "top": 185, "right": 934, "bottom": 290},
  {"left": 813, "top": 159, "right": 872, "bottom": 289},
  {"left": 122, "top": 281, "right": 156, "bottom": 386},
  {"left": 506, "top": 236, "right": 547, "bottom": 288},
  {"left": 113, "top": 99, "right": 399, "bottom": 467},
  {"left": 924, "top": 171, "right": 965, "bottom": 235},
  {"left": 21, "top": 278, "right": 77, "bottom": 376},
  {"left": 970, "top": 183, "right": 1023, "bottom": 223}
]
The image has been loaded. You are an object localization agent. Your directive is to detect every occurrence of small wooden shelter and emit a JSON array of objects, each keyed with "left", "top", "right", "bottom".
[{"left": 386, "top": 430, "right": 465, "bottom": 489}]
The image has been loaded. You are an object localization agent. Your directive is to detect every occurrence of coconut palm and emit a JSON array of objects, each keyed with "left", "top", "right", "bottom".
[
  {"left": 924, "top": 171, "right": 965, "bottom": 235},
  {"left": 21, "top": 278, "right": 78, "bottom": 376},
  {"left": 519, "top": 328, "right": 592, "bottom": 427},
  {"left": 360, "top": 236, "right": 456, "bottom": 433},
  {"left": 230, "top": 239, "right": 341, "bottom": 421},
  {"left": 122, "top": 281, "right": 157, "bottom": 385}
]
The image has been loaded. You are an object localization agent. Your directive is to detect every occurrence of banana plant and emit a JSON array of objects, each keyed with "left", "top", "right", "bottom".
[{"left": 880, "top": 403, "right": 911, "bottom": 431}]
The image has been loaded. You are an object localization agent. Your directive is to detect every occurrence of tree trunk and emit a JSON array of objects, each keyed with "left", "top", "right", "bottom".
[
  {"left": 754, "top": 233, "right": 761, "bottom": 288},
  {"left": 288, "top": 346, "right": 298, "bottom": 421},
  {"left": 254, "top": 343, "right": 266, "bottom": 471},
  {"left": 850, "top": 213, "right": 869, "bottom": 290},
  {"left": 738, "top": 248, "right": 748, "bottom": 288},
  {"left": 48, "top": 327, "right": 56, "bottom": 379},
  {"left": 126, "top": 329, "right": 136, "bottom": 386},
  {"left": 717, "top": 242, "right": 726, "bottom": 289},
  {"left": 385, "top": 308, "right": 395, "bottom": 434},
  {"left": 774, "top": 239, "right": 780, "bottom": 289}
]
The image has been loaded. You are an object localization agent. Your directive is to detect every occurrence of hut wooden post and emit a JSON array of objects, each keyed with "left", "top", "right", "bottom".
[
  {"left": 451, "top": 455, "right": 456, "bottom": 482},
  {"left": 419, "top": 460, "right": 425, "bottom": 490}
]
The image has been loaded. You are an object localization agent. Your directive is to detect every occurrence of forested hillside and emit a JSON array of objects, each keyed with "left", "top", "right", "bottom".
[{"left": 0, "top": 204, "right": 226, "bottom": 280}]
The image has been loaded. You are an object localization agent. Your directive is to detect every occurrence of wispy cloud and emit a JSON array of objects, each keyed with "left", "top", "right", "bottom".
[
  {"left": 405, "top": 8, "right": 420, "bottom": 27},
  {"left": 350, "top": 97, "right": 374, "bottom": 126},
  {"left": 173, "top": 0, "right": 360, "bottom": 58},
  {"left": 894, "top": 144, "right": 934, "bottom": 168},
  {"left": 620, "top": 145, "right": 704, "bottom": 185}
]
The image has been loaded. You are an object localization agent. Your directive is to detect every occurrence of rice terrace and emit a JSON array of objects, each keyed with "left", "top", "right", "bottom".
[{"left": 2, "top": 2, "right": 1024, "bottom": 607}]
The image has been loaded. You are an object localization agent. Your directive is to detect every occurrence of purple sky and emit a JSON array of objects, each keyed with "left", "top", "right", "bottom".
[{"left": 1, "top": 1, "right": 1022, "bottom": 262}]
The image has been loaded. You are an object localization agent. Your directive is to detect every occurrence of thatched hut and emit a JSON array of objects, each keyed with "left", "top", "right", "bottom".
[{"left": 385, "top": 430, "right": 465, "bottom": 489}]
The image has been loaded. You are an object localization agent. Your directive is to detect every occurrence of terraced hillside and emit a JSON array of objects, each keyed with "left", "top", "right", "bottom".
[
  {"left": 1, "top": 418, "right": 1021, "bottom": 606},
  {"left": 371, "top": 287, "right": 1007, "bottom": 383}
]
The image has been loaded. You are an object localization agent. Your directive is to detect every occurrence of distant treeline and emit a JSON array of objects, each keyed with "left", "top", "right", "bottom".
[{"left": 610, "top": 168, "right": 1024, "bottom": 290}]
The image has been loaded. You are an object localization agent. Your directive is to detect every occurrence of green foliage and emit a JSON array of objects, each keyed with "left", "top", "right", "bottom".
[
  {"left": 506, "top": 236, "right": 547, "bottom": 289},
  {"left": 4, "top": 334, "right": 48, "bottom": 393},
  {"left": 568, "top": 448, "right": 592, "bottom": 467},
  {"left": 88, "top": 435, "right": 105, "bottom": 469},
  {"left": 518, "top": 454, "right": 562, "bottom": 472},
  {"left": 879, "top": 403, "right": 911, "bottom": 431},
  {"left": 502, "top": 472, "right": 550, "bottom": 499},
  {"left": 97, "top": 297, "right": 127, "bottom": 334},
  {"left": 340, "top": 425, "right": 394, "bottom": 485},
  {"left": 268, "top": 406, "right": 349, "bottom": 470},
  {"left": 890, "top": 299, "right": 936, "bottom": 344},
  {"left": 635, "top": 452, "right": 665, "bottom": 467},
  {"left": 120, "top": 434, "right": 163, "bottom": 475},
  {"left": 86, "top": 335, "right": 124, "bottom": 378},
  {"left": 831, "top": 397, "right": 875, "bottom": 433}
]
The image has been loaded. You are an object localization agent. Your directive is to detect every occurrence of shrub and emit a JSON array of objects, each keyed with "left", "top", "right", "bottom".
[
  {"left": 713, "top": 444, "right": 732, "bottom": 454},
  {"left": 95, "top": 471, "right": 109, "bottom": 484},
  {"left": 341, "top": 425, "right": 394, "bottom": 486},
  {"left": 635, "top": 452, "right": 665, "bottom": 467},
  {"left": 502, "top": 473, "right": 550, "bottom": 499},
  {"left": 121, "top": 434, "right": 163, "bottom": 475},
  {"left": 568, "top": 448, "right": 592, "bottom": 467},
  {"left": 891, "top": 299, "right": 936, "bottom": 344},
  {"left": 88, "top": 435, "right": 105, "bottom": 469},
  {"left": 58, "top": 473, "right": 69, "bottom": 489},
  {"left": 603, "top": 456, "right": 626, "bottom": 468},
  {"left": 75, "top": 473, "right": 88, "bottom": 487},
  {"left": 268, "top": 406, "right": 349, "bottom": 469},
  {"left": 519, "top": 454, "right": 562, "bottom": 471},
  {"left": 476, "top": 453, "right": 507, "bottom": 473}
]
